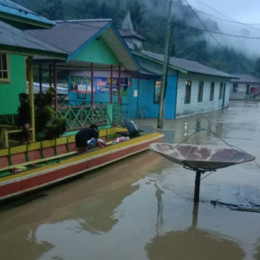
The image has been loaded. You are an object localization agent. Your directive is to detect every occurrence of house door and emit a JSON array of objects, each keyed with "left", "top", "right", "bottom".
[{"left": 222, "top": 84, "right": 226, "bottom": 107}]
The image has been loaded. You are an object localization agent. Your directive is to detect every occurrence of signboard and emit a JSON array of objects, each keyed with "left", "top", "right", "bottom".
[{"left": 70, "top": 76, "right": 129, "bottom": 95}]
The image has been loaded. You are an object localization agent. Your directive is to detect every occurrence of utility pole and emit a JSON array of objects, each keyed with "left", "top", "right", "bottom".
[{"left": 157, "top": 0, "right": 173, "bottom": 129}]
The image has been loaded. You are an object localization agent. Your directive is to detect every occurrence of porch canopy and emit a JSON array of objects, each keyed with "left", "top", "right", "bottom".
[
  {"left": 25, "top": 20, "right": 140, "bottom": 128},
  {"left": 26, "top": 19, "right": 138, "bottom": 72}
]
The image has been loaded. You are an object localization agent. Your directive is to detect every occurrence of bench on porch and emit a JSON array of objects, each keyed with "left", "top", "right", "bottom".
[{"left": 0, "top": 124, "right": 33, "bottom": 148}]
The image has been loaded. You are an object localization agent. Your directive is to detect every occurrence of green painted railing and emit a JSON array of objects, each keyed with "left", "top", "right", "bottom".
[
  {"left": 0, "top": 103, "right": 121, "bottom": 133},
  {"left": 58, "top": 103, "right": 120, "bottom": 130}
]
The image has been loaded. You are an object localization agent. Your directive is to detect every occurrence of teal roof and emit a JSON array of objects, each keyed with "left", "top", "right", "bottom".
[{"left": 0, "top": 0, "right": 54, "bottom": 28}]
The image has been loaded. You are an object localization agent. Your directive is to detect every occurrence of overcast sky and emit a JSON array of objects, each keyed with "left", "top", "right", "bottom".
[
  {"left": 184, "top": 0, "right": 260, "bottom": 56},
  {"left": 187, "top": 0, "right": 260, "bottom": 23}
]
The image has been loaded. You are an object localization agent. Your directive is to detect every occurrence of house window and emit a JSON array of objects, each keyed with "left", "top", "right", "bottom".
[
  {"left": 209, "top": 82, "right": 215, "bottom": 101},
  {"left": 185, "top": 80, "right": 192, "bottom": 104},
  {"left": 0, "top": 53, "right": 9, "bottom": 82},
  {"left": 219, "top": 82, "right": 223, "bottom": 99},
  {"left": 198, "top": 81, "right": 204, "bottom": 102},
  {"left": 154, "top": 80, "right": 161, "bottom": 104},
  {"left": 246, "top": 84, "right": 250, "bottom": 95},
  {"left": 233, "top": 83, "right": 238, "bottom": 92}
]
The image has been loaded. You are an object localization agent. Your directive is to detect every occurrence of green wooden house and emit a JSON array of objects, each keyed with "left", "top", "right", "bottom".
[{"left": 0, "top": 0, "right": 67, "bottom": 146}]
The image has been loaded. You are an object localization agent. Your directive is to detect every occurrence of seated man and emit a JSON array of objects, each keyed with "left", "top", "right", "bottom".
[
  {"left": 75, "top": 124, "right": 105, "bottom": 153},
  {"left": 17, "top": 93, "right": 31, "bottom": 144}
]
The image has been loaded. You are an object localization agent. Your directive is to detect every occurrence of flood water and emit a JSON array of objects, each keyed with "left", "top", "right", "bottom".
[{"left": 0, "top": 101, "right": 260, "bottom": 260}]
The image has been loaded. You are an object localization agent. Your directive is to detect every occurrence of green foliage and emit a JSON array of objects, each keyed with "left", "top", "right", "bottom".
[
  {"left": 34, "top": 88, "right": 66, "bottom": 141},
  {"left": 40, "top": 0, "right": 64, "bottom": 20}
]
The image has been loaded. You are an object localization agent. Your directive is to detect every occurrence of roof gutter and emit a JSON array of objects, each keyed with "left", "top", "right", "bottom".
[
  {"left": 0, "top": 45, "right": 67, "bottom": 60},
  {"left": 0, "top": 12, "right": 53, "bottom": 29}
]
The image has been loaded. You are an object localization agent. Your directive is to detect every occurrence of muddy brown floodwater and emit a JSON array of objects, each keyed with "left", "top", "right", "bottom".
[{"left": 0, "top": 101, "right": 260, "bottom": 260}]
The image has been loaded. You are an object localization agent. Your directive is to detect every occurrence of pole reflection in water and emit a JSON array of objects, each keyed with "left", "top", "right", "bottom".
[{"left": 146, "top": 200, "right": 245, "bottom": 260}]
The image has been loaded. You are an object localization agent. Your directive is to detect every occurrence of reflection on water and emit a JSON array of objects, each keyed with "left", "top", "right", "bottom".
[
  {"left": 146, "top": 203, "right": 245, "bottom": 260},
  {"left": 0, "top": 102, "right": 260, "bottom": 260},
  {"left": 146, "top": 228, "right": 244, "bottom": 260}
]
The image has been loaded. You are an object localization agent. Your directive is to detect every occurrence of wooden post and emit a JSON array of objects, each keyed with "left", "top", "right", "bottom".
[
  {"left": 157, "top": 0, "right": 172, "bottom": 129},
  {"left": 39, "top": 63, "right": 42, "bottom": 93},
  {"left": 27, "top": 56, "right": 35, "bottom": 142},
  {"left": 118, "top": 66, "right": 121, "bottom": 105},
  {"left": 110, "top": 65, "right": 113, "bottom": 104},
  {"left": 91, "top": 62, "right": 94, "bottom": 106},
  {"left": 53, "top": 63, "right": 58, "bottom": 116}
]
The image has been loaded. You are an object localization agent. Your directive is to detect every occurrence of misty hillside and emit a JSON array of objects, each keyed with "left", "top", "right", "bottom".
[{"left": 11, "top": 0, "right": 260, "bottom": 75}]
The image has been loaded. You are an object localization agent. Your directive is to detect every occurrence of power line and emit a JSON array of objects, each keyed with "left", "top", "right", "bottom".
[
  {"left": 197, "top": 9, "right": 260, "bottom": 27},
  {"left": 191, "top": 1, "right": 260, "bottom": 34},
  {"left": 194, "top": 0, "right": 260, "bottom": 26},
  {"left": 183, "top": 0, "right": 225, "bottom": 48},
  {"left": 173, "top": 22, "right": 260, "bottom": 40}
]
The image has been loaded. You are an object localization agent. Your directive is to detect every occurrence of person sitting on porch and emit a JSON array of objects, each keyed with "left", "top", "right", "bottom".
[
  {"left": 17, "top": 93, "right": 31, "bottom": 144},
  {"left": 75, "top": 124, "right": 105, "bottom": 153}
]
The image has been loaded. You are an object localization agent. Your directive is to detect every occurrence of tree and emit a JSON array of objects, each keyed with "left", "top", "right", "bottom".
[
  {"left": 40, "top": 0, "right": 64, "bottom": 20},
  {"left": 126, "top": 0, "right": 146, "bottom": 32}
]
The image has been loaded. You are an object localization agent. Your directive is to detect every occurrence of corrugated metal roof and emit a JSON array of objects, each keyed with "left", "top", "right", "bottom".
[
  {"left": 0, "top": 0, "right": 53, "bottom": 27},
  {"left": 230, "top": 74, "right": 260, "bottom": 83},
  {"left": 26, "top": 20, "right": 139, "bottom": 71},
  {"left": 140, "top": 50, "right": 231, "bottom": 78},
  {"left": 0, "top": 20, "right": 67, "bottom": 56},
  {"left": 27, "top": 20, "right": 112, "bottom": 54}
]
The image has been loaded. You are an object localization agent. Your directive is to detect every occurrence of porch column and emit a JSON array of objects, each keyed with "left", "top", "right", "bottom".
[
  {"left": 110, "top": 65, "right": 113, "bottom": 104},
  {"left": 39, "top": 63, "right": 42, "bottom": 93},
  {"left": 118, "top": 65, "right": 121, "bottom": 105},
  {"left": 53, "top": 63, "right": 58, "bottom": 116},
  {"left": 91, "top": 62, "right": 94, "bottom": 106},
  {"left": 49, "top": 65, "right": 53, "bottom": 86},
  {"left": 27, "top": 56, "right": 35, "bottom": 142}
]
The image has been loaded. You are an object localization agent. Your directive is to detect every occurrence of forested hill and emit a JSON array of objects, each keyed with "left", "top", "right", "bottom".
[{"left": 11, "top": 0, "right": 260, "bottom": 75}]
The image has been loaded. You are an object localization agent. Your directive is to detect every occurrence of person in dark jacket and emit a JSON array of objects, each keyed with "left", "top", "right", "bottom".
[
  {"left": 18, "top": 93, "right": 30, "bottom": 143},
  {"left": 75, "top": 124, "right": 105, "bottom": 153}
]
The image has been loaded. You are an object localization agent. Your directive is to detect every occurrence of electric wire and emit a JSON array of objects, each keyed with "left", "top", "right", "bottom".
[
  {"left": 183, "top": 0, "right": 225, "bottom": 48},
  {"left": 193, "top": 0, "right": 260, "bottom": 26},
  {"left": 173, "top": 22, "right": 260, "bottom": 40}
]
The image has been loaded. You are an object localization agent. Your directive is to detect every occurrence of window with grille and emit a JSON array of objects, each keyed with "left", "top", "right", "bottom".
[
  {"left": 185, "top": 80, "right": 192, "bottom": 104},
  {"left": 0, "top": 53, "right": 9, "bottom": 82}
]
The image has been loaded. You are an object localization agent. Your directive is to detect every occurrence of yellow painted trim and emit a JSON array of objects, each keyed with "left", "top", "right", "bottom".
[
  {"left": 0, "top": 127, "right": 126, "bottom": 156},
  {"left": 27, "top": 57, "right": 35, "bottom": 142},
  {"left": 0, "top": 132, "right": 164, "bottom": 183}
]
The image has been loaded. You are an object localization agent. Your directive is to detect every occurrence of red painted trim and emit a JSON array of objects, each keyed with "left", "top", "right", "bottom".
[
  {"left": 54, "top": 63, "right": 58, "bottom": 116},
  {"left": 118, "top": 66, "right": 121, "bottom": 105},
  {"left": 91, "top": 62, "right": 94, "bottom": 106},
  {"left": 110, "top": 65, "right": 113, "bottom": 104}
]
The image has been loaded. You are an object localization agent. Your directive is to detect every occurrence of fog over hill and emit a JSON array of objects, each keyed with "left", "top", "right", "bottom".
[
  {"left": 187, "top": 0, "right": 260, "bottom": 57},
  {"left": 9, "top": 0, "right": 260, "bottom": 73}
]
